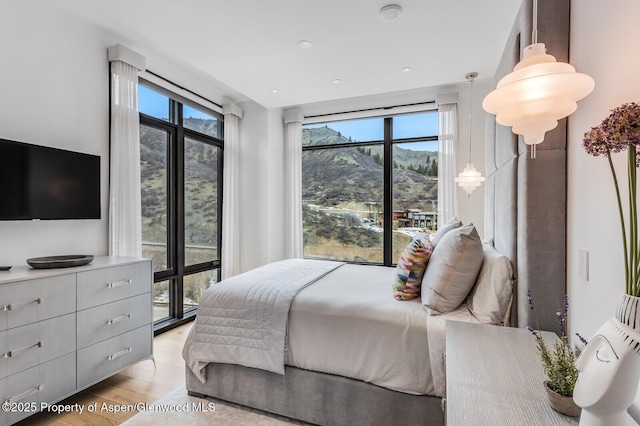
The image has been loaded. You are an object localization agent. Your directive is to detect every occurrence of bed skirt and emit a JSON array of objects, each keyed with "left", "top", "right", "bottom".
[{"left": 185, "top": 363, "right": 444, "bottom": 426}]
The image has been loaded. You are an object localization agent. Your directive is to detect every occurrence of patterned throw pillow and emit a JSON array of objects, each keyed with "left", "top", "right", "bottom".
[{"left": 393, "top": 233, "right": 434, "bottom": 301}]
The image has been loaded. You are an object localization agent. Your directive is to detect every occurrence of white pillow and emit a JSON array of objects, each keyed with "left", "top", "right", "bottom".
[
  {"left": 421, "top": 224, "right": 483, "bottom": 315},
  {"left": 467, "top": 243, "right": 515, "bottom": 325},
  {"left": 430, "top": 216, "right": 462, "bottom": 248}
]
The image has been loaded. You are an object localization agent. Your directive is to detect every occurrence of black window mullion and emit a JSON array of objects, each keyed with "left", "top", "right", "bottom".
[
  {"left": 383, "top": 117, "right": 393, "bottom": 266},
  {"left": 184, "top": 127, "right": 223, "bottom": 146},
  {"left": 166, "top": 126, "right": 178, "bottom": 277},
  {"left": 174, "top": 102, "right": 185, "bottom": 320},
  {"left": 217, "top": 145, "right": 223, "bottom": 283}
]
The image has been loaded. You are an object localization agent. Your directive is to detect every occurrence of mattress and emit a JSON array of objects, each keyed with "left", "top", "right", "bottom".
[{"left": 286, "top": 263, "right": 478, "bottom": 396}]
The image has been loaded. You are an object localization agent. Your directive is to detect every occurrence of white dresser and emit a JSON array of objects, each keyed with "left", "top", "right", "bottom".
[{"left": 0, "top": 256, "right": 153, "bottom": 426}]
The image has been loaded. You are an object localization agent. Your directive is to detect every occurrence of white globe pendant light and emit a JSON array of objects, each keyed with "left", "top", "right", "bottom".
[
  {"left": 482, "top": 0, "right": 594, "bottom": 158},
  {"left": 456, "top": 72, "right": 485, "bottom": 196},
  {"left": 456, "top": 162, "right": 485, "bottom": 196}
]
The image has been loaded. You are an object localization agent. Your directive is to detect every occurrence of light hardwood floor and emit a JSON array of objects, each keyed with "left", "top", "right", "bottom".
[{"left": 18, "top": 322, "right": 193, "bottom": 426}]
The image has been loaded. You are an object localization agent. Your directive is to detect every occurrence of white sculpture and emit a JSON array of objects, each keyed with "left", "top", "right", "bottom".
[{"left": 574, "top": 315, "right": 640, "bottom": 425}]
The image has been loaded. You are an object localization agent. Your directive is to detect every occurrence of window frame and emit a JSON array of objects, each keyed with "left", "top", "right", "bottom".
[
  {"left": 139, "top": 79, "right": 224, "bottom": 334},
  {"left": 302, "top": 111, "right": 438, "bottom": 266}
]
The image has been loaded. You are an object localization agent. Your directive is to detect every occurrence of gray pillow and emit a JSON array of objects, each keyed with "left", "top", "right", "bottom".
[
  {"left": 421, "top": 224, "right": 483, "bottom": 315},
  {"left": 467, "top": 243, "right": 515, "bottom": 325},
  {"left": 430, "top": 216, "right": 462, "bottom": 248}
]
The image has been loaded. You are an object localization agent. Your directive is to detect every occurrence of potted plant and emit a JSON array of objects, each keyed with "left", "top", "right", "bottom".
[{"left": 526, "top": 292, "right": 581, "bottom": 417}]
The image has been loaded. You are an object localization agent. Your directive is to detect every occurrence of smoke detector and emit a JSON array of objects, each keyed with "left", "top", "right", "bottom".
[{"left": 379, "top": 4, "right": 402, "bottom": 21}]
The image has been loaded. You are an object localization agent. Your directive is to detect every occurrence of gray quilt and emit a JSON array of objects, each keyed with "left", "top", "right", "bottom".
[{"left": 183, "top": 258, "right": 344, "bottom": 382}]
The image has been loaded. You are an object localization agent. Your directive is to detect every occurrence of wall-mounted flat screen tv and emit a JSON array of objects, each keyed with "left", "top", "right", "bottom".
[{"left": 0, "top": 138, "right": 100, "bottom": 220}]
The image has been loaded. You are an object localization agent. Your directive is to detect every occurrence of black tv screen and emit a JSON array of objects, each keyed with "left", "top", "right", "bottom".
[{"left": 0, "top": 139, "right": 100, "bottom": 220}]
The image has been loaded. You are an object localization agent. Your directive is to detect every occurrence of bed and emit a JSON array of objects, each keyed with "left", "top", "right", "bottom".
[
  {"left": 183, "top": 0, "right": 570, "bottom": 423},
  {"left": 183, "top": 237, "right": 513, "bottom": 425}
]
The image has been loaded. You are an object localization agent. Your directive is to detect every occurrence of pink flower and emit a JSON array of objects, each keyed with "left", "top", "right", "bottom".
[
  {"left": 584, "top": 102, "right": 640, "bottom": 165},
  {"left": 583, "top": 102, "right": 640, "bottom": 296}
]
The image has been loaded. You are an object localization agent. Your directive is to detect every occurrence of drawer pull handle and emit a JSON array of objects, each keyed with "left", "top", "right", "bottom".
[
  {"left": 3, "top": 298, "right": 42, "bottom": 311},
  {"left": 5, "top": 384, "right": 45, "bottom": 404},
  {"left": 108, "top": 347, "right": 132, "bottom": 361},
  {"left": 107, "top": 279, "right": 132, "bottom": 289},
  {"left": 107, "top": 313, "right": 131, "bottom": 325},
  {"left": 4, "top": 341, "right": 42, "bottom": 358}
]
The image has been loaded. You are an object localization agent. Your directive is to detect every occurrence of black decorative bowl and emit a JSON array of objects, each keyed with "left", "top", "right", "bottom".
[{"left": 27, "top": 255, "right": 94, "bottom": 269}]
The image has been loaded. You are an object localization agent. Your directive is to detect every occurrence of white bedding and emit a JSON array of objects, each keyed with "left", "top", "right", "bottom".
[
  {"left": 183, "top": 260, "right": 481, "bottom": 397},
  {"left": 287, "top": 263, "right": 479, "bottom": 396}
]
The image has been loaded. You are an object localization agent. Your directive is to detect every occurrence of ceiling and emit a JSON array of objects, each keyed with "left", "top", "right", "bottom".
[{"left": 52, "top": 0, "right": 522, "bottom": 109}]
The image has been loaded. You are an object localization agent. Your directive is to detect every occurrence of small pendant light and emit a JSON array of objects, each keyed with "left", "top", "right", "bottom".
[
  {"left": 482, "top": 0, "right": 594, "bottom": 158},
  {"left": 455, "top": 72, "right": 485, "bottom": 196}
]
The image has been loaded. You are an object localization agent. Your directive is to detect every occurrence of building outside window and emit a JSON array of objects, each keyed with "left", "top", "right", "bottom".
[
  {"left": 302, "top": 110, "right": 438, "bottom": 266},
  {"left": 138, "top": 81, "right": 223, "bottom": 333}
]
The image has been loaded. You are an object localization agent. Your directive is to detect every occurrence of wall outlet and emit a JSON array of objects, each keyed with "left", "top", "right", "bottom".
[{"left": 579, "top": 249, "right": 589, "bottom": 281}]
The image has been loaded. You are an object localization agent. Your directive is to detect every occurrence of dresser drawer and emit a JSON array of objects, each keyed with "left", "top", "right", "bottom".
[
  {"left": 0, "top": 352, "right": 76, "bottom": 426},
  {"left": 77, "top": 262, "right": 151, "bottom": 310},
  {"left": 0, "top": 313, "right": 75, "bottom": 380},
  {"left": 77, "top": 293, "right": 152, "bottom": 349},
  {"left": 77, "top": 324, "right": 152, "bottom": 389},
  {"left": 0, "top": 274, "right": 76, "bottom": 331}
]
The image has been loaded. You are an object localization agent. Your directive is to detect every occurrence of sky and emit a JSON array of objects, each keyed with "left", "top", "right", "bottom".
[
  {"left": 139, "top": 85, "right": 213, "bottom": 120},
  {"left": 304, "top": 111, "right": 439, "bottom": 152}
]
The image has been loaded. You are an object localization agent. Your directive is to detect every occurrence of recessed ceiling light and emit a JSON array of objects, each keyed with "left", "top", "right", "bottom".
[
  {"left": 379, "top": 4, "right": 402, "bottom": 21},
  {"left": 298, "top": 40, "right": 313, "bottom": 49},
  {"left": 401, "top": 67, "right": 412, "bottom": 73},
  {"left": 272, "top": 89, "right": 278, "bottom": 93},
  {"left": 333, "top": 79, "right": 342, "bottom": 84}
]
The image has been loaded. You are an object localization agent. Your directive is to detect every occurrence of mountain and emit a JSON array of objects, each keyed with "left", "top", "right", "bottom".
[
  {"left": 140, "top": 119, "right": 219, "bottom": 250},
  {"left": 183, "top": 117, "right": 222, "bottom": 139},
  {"left": 302, "top": 127, "right": 438, "bottom": 208}
]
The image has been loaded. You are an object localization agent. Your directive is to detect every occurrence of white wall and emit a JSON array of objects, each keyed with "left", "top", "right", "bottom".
[
  {"left": 568, "top": 0, "right": 640, "bottom": 342},
  {"left": 265, "top": 108, "right": 286, "bottom": 263},
  {"left": 0, "top": 2, "right": 115, "bottom": 266},
  {"left": 235, "top": 101, "right": 287, "bottom": 272}
]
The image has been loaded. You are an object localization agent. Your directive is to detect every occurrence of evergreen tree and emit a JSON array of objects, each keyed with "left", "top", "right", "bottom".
[{"left": 429, "top": 159, "right": 438, "bottom": 176}]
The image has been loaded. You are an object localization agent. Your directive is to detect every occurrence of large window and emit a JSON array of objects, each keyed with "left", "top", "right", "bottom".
[
  {"left": 302, "top": 111, "right": 438, "bottom": 266},
  {"left": 139, "top": 81, "right": 223, "bottom": 333}
]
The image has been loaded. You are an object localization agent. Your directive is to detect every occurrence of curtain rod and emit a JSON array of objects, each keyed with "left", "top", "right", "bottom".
[
  {"left": 303, "top": 101, "right": 436, "bottom": 124},
  {"left": 144, "top": 69, "right": 223, "bottom": 110}
]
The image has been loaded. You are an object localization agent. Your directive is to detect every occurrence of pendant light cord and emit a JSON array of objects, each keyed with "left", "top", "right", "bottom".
[
  {"left": 530, "top": 0, "right": 538, "bottom": 159},
  {"left": 468, "top": 80, "right": 472, "bottom": 163},
  {"left": 465, "top": 72, "right": 477, "bottom": 164},
  {"left": 532, "top": 0, "right": 538, "bottom": 44}
]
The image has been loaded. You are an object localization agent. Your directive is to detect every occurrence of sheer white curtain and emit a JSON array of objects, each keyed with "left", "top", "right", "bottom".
[
  {"left": 283, "top": 109, "right": 304, "bottom": 258},
  {"left": 436, "top": 94, "right": 459, "bottom": 227},
  {"left": 221, "top": 104, "right": 243, "bottom": 280},
  {"left": 108, "top": 45, "right": 145, "bottom": 257}
]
